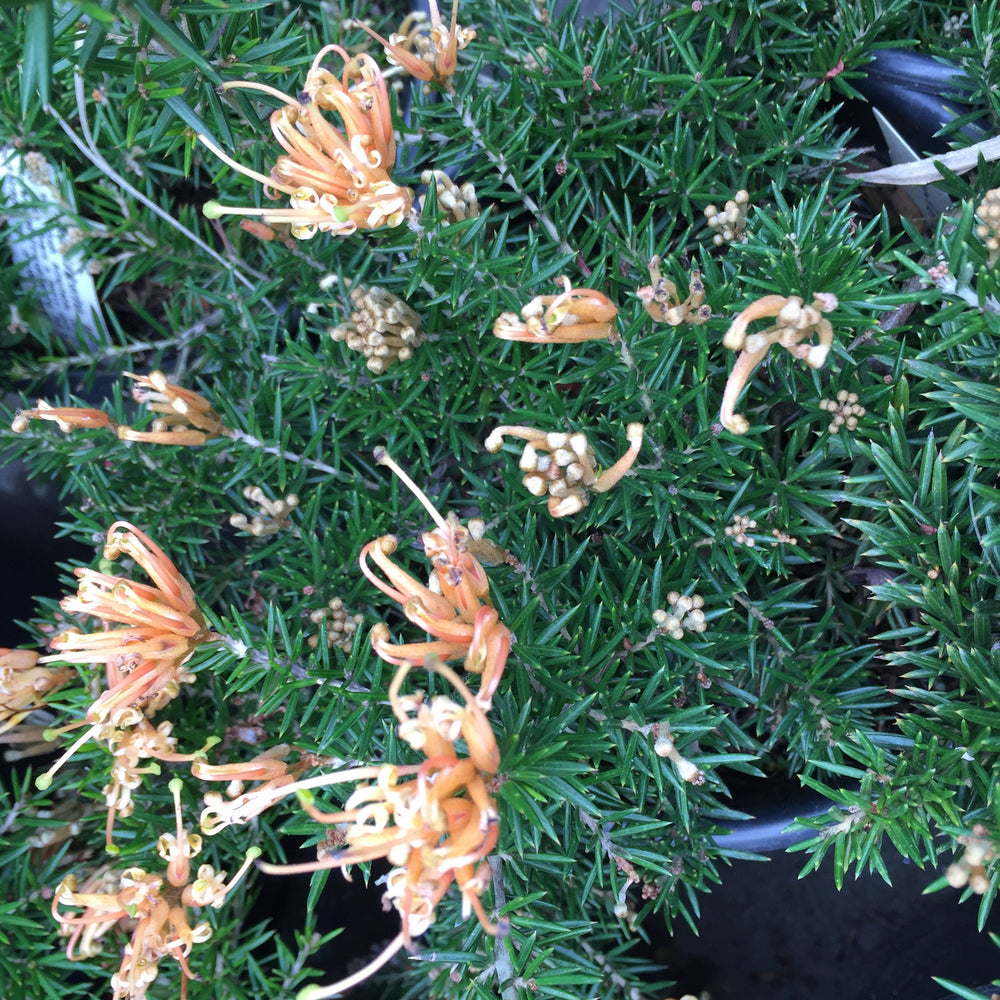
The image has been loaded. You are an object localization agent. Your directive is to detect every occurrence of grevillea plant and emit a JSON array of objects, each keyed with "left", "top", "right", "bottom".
[{"left": 3, "top": 1, "right": 1000, "bottom": 999}]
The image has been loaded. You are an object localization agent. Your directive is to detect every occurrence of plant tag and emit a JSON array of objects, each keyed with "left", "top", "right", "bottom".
[{"left": 0, "top": 146, "right": 108, "bottom": 346}]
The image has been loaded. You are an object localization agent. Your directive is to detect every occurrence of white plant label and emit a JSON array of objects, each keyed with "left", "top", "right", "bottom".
[{"left": 1, "top": 146, "right": 107, "bottom": 346}]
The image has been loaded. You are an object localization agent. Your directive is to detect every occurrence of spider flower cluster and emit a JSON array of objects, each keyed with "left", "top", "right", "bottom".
[
  {"left": 201, "top": 45, "right": 412, "bottom": 238},
  {"left": 52, "top": 779, "right": 259, "bottom": 1000},
  {"left": 493, "top": 276, "right": 618, "bottom": 343},
  {"left": 0, "top": 647, "right": 72, "bottom": 736},
  {"left": 637, "top": 256, "right": 711, "bottom": 326},
  {"left": 11, "top": 370, "right": 229, "bottom": 447},
  {"left": 358, "top": 0, "right": 477, "bottom": 85},
  {"left": 36, "top": 522, "right": 217, "bottom": 844},
  {"left": 485, "top": 423, "right": 644, "bottom": 517},
  {"left": 233, "top": 452, "right": 511, "bottom": 999},
  {"left": 720, "top": 292, "right": 837, "bottom": 434}
]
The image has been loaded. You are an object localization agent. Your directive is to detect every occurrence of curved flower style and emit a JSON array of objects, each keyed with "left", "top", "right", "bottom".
[
  {"left": 493, "top": 276, "right": 618, "bottom": 343},
  {"left": 201, "top": 45, "right": 412, "bottom": 239},
  {"left": 37, "top": 521, "right": 216, "bottom": 791},
  {"left": 360, "top": 448, "right": 511, "bottom": 707},
  {"left": 485, "top": 423, "right": 644, "bottom": 517},
  {"left": 719, "top": 292, "right": 838, "bottom": 434},
  {"left": 358, "top": 0, "right": 477, "bottom": 85},
  {"left": 192, "top": 744, "right": 322, "bottom": 835},
  {"left": 52, "top": 779, "right": 259, "bottom": 1000},
  {"left": 257, "top": 658, "right": 504, "bottom": 1000}
]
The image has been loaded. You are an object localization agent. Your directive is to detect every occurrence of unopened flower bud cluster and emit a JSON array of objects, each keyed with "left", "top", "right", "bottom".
[
  {"left": 975, "top": 188, "right": 1000, "bottom": 266},
  {"left": 945, "top": 825, "right": 997, "bottom": 894},
  {"left": 725, "top": 513, "right": 757, "bottom": 546},
  {"left": 421, "top": 170, "right": 480, "bottom": 224},
  {"left": 229, "top": 486, "right": 300, "bottom": 538},
  {"left": 704, "top": 189, "right": 750, "bottom": 245},
  {"left": 652, "top": 592, "right": 706, "bottom": 640},
  {"left": 819, "top": 390, "right": 866, "bottom": 434},
  {"left": 329, "top": 285, "right": 425, "bottom": 374},
  {"left": 306, "top": 597, "right": 365, "bottom": 653}
]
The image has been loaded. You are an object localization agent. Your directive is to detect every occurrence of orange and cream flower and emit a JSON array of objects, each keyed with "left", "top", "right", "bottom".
[
  {"left": 256, "top": 658, "right": 504, "bottom": 1000},
  {"left": 360, "top": 449, "right": 511, "bottom": 707},
  {"left": 493, "top": 276, "right": 618, "bottom": 343},
  {"left": 201, "top": 45, "right": 412, "bottom": 239},
  {"left": 52, "top": 778, "right": 259, "bottom": 1000},
  {"left": 0, "top": 647, "right": 73, "bottom": 736},
  {"left": 719, "top": 292, "right": 837, "bottom": 434},
  {"left": 357, "top": 0, "right": 476, "bottom": 85},
  {"left": 485, "top": 423, "right": 644, "bottom": 517},
  {"left": 37, "top": 521, "right": 215, "bottom": 791}
]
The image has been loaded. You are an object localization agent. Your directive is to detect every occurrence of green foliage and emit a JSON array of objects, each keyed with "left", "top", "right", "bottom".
[{"left": 2, "top": 1, "right": 1000, "bottom": 998}]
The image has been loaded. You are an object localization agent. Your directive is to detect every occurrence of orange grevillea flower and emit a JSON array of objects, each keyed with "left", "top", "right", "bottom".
[
  {"left": 118, "top": 370, "right": 230, "bottom": 445},
  {"left": 11, "top": 370, "right": 229, "bottom": 447},
  {"left": 256, "top": 658, "right": 505, "bottom": 1000},
  {"left": 357, "top": 0, "right": 476, "bottom": 85},
  {"left": 0, "top": 647, "right": 72, "bottom": 736},
  {"left": 493, "top": 276, "right": 618, "bottom": 343},
  {"left": 37, "top": 521, "right": 216, "bottom": 791},
  {"left": 360, "top": 448, "right": 511, "bottom": 707},
  {"left": 201, "top": 45, "right": 412, "bottom": 239},
  {"left": 719, "top": 292, "right": 837, "bottom": 434},
  {"left": 52, "top": 778, "right": 259, "bottom": 1000},
  {"left": 485, "top": 422, "right": 644, "bottom": 517}
]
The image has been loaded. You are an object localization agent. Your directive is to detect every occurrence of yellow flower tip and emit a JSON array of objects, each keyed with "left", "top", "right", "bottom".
[
  {"left": 106, "top": 842, "right": 121, "bottom": 856},
  {"left": 34, "top": 773, "right": 53, "bottom": 791},
  {"left": 296, "top": 987, "right": 325, "bottom": 1000},
  {"left": 168, "top": 777, "right": 185, "bottom": 795},
  {"left": 246, "top": 846, "right": 263, "bottom": 862},
  {"left": 295, "top": 787, "right": 316, "bottom": 807},
  {"left": 626, "top": 423, "right": 644, "bottom": 448}
]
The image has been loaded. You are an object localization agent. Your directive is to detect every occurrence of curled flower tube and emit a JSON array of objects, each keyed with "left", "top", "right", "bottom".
[
  {"left": 10, "top": 400, "right": 111, "bottom": 434},
  {"left": 36, "top": 522, "right": 216, "bottom": 791},
  {"left": 201, "top": 45, "right": 412, "bottom": 239},
  {"left": 493, "top": 276, "right": 618, "bottom": 343},
  {"left": 357, "top": 0, "right": 477, "bottom": 84},
  {"left": 720, "top": 292, "right": 838, "bottom": 434},
  {"left": 485, "top": 422, "right": 644, "bottom": 517},
  {"left": 361, "top": 448, "right": 511, "bottom": 706}
]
